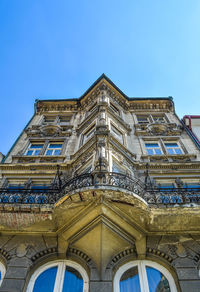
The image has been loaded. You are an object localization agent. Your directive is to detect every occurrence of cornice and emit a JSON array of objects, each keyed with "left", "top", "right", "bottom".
[{"left": 135, "top": 161, "right": 200, "bottom": 170}]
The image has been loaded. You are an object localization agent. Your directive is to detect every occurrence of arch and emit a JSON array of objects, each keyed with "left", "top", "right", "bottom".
[
  {"left": 26, "top": 260, "right": 89, "bottom": 292},
  {"left": 114, "top": 260, "right": 177, "bottom": 292}
]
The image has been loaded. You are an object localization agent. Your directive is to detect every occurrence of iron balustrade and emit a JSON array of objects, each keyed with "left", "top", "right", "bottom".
[
  {"left": 145, "top": 187, "right": 200, "bottom": 205},
  {"left": 0, "top": 172, "right": 200, "bottom": 206}
]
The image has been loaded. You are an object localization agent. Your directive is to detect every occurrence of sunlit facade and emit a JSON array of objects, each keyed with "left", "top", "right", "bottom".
[{"left": 0, "top": 75, "right": 200, "bottom": 291}]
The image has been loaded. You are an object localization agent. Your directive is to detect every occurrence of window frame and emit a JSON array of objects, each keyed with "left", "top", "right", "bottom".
[
  {"left": 136, "top": 114, "right": 167, "bottom": 124},
  {"left": 25, "top": 143, "right": 44, "bottom": 156},
  {"left": 26, "top": 260, "right": 89, "bottom": 292},
  {"left": 0, "top": 262, "right": 6, "bottom": 287},
  {"left": 110, "top": 123, "right": 124, "bottom": 144},
  {"left": 145, "top": 143, "right": 163, "bottom": 156},
  {"left": 45, "top": 143, "right": 63, "bottom": 156},
  {"left": 164, "top": 142, "right": 183, "bottom": 155},
  {"left": 82, "top": 124, "right": 96, "bottom": 145},
  {"left": 114, "top": 260, "right": 177, "bottom": 292},
  {"left": 143, "top": 139, "right": 184, "bottom": 156}
]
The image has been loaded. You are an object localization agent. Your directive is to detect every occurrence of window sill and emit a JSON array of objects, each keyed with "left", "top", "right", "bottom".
[
  {"left": 141, "top": 153, "right": 196, "bottom": 161},
  {"left": 12, "top": 155, "right": 66, "bottom": 163}
]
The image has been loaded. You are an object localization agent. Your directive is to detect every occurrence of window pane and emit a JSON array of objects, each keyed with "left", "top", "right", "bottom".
[
  {"left": 147, "top": 149, "right": 154, "bottom": 155},
  {"left": 165, "top": 143, "right": 178, "bottom": 147},
  {"left": 175, "top": 148, "right": 182, "bottom": 154},
  {"left": 120, "top": 266, "right": 141, "bottom": 292},
  {"left": 146, "top": 266, "right": 171, "bottom": 292},
  {"left": 54, "top": 150, "right": 61, "bottom": 155},
  {"left": 27, "top": 150, "right": 33, "bottom": 156},
  {"left": 49, "top": 144, "right": 62, "bottom": 148},
  {"left": 30, "top": 144, "right": 43, "bottom": 149},
  {"left": 35, "top": 150, "right": 41, "bottom": 155},
  {"left": 155, "top": 149, "right": 162, "bottom": 155},
  {"left": 62, "top": 266, "right": 83, "bottom": 292},
  {"left": 167, "top": 149, "right": 174, "bottom": 155},
  {"left": 145, "top": 144, "right": 159, "bottom": 148},
  {"left": 33, "top": 266, "right": 57, "bottom": 292},
  {"left": 46, "top": 150, "right": 53, "bottom": 156}
]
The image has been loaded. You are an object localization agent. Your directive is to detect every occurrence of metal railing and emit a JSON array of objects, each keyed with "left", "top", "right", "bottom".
[{"left": 0, "top": 172, "right": 200, "bottom": 206}]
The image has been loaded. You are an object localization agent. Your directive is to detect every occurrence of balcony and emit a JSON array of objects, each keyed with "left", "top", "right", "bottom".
[{"left": 0, "top": 172, "right": 200, "bottom": 207}]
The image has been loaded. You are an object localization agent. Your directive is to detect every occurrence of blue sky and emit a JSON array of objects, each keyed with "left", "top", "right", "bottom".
[{"left": 0, "top": 0, "right": 200, "bottom": 155}]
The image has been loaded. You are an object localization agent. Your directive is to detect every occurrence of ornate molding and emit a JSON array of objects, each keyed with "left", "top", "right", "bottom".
[
  {"left": 31, "top": 247, "right": 57, "bottom": 262},
  {"left": 107, "top": 247, "right": 136, "bottom": 268},
  {"left": 0, "top": 248, "right": 11, "bottom": 261},
  {"left": 146, "top": 247, "right": 173, "bottom": 263},
  {"left": 135, "top": 122, "right": 182, "bottom": 136},
  {"left": 67, "top": 247, "right": 93, "bottom": 266}
]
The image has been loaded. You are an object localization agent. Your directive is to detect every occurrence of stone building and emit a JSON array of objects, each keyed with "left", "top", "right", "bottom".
[
  {"left": 182, "top": 115, "right": 200, "bottom": 149},
  {"left": 0, "top": 74, "right": 200, "bottom": 292}
]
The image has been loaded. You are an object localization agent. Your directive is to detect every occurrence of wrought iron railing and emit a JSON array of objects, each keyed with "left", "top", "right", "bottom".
[
  {"left": 63, "top": 172, "right": 145, "bottom": 196},
  {"left": 0, "top": 172, "right": 200, "bottom": 206},
  {"left": 145, "top": 188, "right": 200, "bottom": 205}
]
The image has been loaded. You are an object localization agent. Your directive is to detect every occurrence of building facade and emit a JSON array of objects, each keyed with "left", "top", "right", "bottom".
[
  {"left": 0, "top": 74, "right": 200, "bottom": 291},
  {"left": 182, "top": 115, "right": 200, "bottom": 149}
]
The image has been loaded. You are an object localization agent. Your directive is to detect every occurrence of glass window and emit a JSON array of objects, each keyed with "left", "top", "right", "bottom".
[
  {"left": 152, "top": 115, "right": 165, "bottom": 123},
  {"left": 111, "top": 125, "right": 123, "bottom": 144},
  {"left": 26, "top": 260, "right": 89, "bottom": 292},
  {"left": 145, "top": 143, "right": 162, "bottom": 155},
  {"left": 114, "top": 260, "right": 177, "bottom": 292},
  {"left": 164, "top": 143, "right": 182, "bottom": 155},
  {"left": 120, "top": 266, "right": 141, "bottom": 292},
  {"left": 184, "top": 184, "right": 200, "bottom": 191},
  {"left": 146, "top": 266, "right": 170, "bottom": 292},
  {"left": 83, "top": 125, "right": 95, "bottom": 144},
  {"left": 45, "top": 144, "right": 63, "bottom": 156},
  {"left": 158, "top": 184, "right": 174, "bottom": 192},
  {"left": 25, "top": 144, "right": 44, "bottom": 156},
  {"left": 112, "top": 162, "right": 125, "bottom": 174},
  {"left": 0, "top": 262, "right": 6, "bottom": 287},
  {"left": 137, "top": 115, "right": 149, "bottom": 124},
  {"left": 59, "top": 116, "right": 72, "bottom": 123},
  {"left": 44, "top": 116, "right": 56, "bottom": 123},
  {"left": 110, "top": 103, "right": 120, "bottom": 115}
]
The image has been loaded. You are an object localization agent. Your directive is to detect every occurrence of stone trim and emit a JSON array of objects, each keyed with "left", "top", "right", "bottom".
[{"left": 31, "top": 247, "right": 57, "bottom": 262}]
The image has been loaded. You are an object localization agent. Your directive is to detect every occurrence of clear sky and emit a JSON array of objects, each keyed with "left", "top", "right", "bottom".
[{"left": 0, "top": 0, "right": 200, "bottom": 155}]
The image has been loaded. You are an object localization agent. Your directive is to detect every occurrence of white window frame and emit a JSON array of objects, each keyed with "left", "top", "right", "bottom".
[
  {"left": 0, "top": 262, "right": 6, "bottom": 287},
  {"left": 26, "top": 260, "right": 89, "bottom": 292},
  {"left": 145, "top": 142, "right": 163, "bottom": 155},
  {"left": 114, "top": 260, "right": 177, "bottom": 292},
  {"left": 25, "top": 143, "right": 44, "bottom": 156},
  {"left": 164, "top": 142, "right": 183, "bottom": 155},
  {"left": 45, "top": 143, "right": 63, "bottom": 156}
]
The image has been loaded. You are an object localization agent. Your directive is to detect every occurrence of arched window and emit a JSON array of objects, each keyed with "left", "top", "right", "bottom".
[
  {"left": 0, "top": 262, "right": 6, "bottom": 286},
  {"left": 114, "top": 260, "right": 177, "bottom": 292},
  {"left": 26, "top": 260, "right": 89, "bottom": 292}
]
